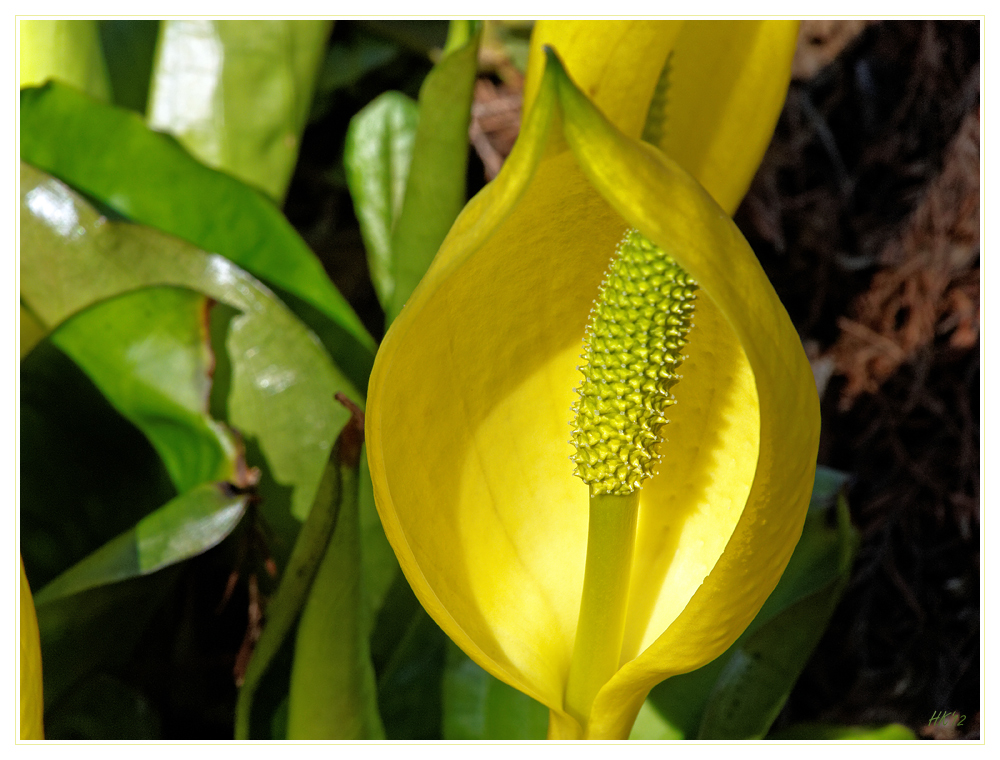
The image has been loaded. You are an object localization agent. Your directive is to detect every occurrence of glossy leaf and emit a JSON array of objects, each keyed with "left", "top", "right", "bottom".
[
  {"left": 287, "top": 435, "right": 385, "bottom": 739},
  {"left": 20, "top": 340, "right": 178, "bottom": 591},
  {"left": 49, "top": 287, "right": 240, "bottom": 493},
  {"left": 344, "top": 91, "right": 419, "bottom": 311},
  {"left": 443, "top": 644, "right": 548, "bottom": 740},
  {"left": 19, "top": 82, "right": 376, "bottom": 381},
  {"left": 20, "top": 19, "right": 110, "bottom": 100},
  {"left": 386, "top": 24, "right": 480, "bottom": 322},
  {"left": 147, "top": 20, "right": 332, "bottom": 202},
  {"left": 20, "top": 163, "right": 361, "bottom": 523},
  {"left": 34, "top": 482, "right": 248, "bottom": 605}
]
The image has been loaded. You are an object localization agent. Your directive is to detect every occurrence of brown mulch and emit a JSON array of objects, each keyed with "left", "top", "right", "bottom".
[{"left": 736, "top": 20, "right": 980, "bottom": 739}]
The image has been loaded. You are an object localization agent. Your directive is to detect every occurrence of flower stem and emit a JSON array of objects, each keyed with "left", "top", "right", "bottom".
[{"left": 564, "top": 490, "right": 640, "bottom": 729}]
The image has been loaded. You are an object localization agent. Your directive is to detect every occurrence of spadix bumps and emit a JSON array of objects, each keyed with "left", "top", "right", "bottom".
[{"left": 571, "top": 229, "right": 697, "bottom": 495}]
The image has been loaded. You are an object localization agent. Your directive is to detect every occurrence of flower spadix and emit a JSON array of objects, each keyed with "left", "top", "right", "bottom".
[{"left": 366, "top": 25, "right": 817, "bottom": 740}]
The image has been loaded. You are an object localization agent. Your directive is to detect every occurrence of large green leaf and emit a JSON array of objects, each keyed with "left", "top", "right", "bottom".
[
  {"left": 34, "top": 482, "right": 248, "bottom": 605},
  {"left": 633, "top": 467, "right": 857, "bottom": 740},
  {"left": 344, "top": 91, "right": 419, "bottom": 311},
  {"left": 235, "top": 439, "right": 344, "bottom": 739},
  {"left": 20, "top": 163, "right": 361, "bottom": 524},
  {"left": 20, "top": 340, "right": 177, "bottom": 591},
  {"left": 48, "top": 287, "right": 239, "bottom": 494},
  {"left": 36, "top": 569, "right": 178, "bottom": 709},
  {"left": 287, "top": 434, "right": 385, "bottom": 739},
  {"left": 385, "top": 22, "right": 481, "bottom": 323},
  {"left": 19, "top": 83, "right": 375, "bottom": 387},
  {"left": 358, "top": 445, "right": 399, "bottom": 629},
  {"left": 146, "top": 20, "right": 332, "bottom": 203},
  {"left": 370, "top": 575, "right": 447, "bottom": 739},
  {"left": 98, "top": 20, "right": 160, "bottom": 113},
  {"left": 20, "top": 19, "right": 110, "bottom": 99},
  {"left": 43, "top": 673, "right": 161, "bottom": 739},
  {"left": 442, "top": 643, "right": 548, "bottom": 740}
]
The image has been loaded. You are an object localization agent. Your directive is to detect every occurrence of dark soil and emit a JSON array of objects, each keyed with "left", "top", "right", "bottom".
[{"left": 738, "top": 20, "right": 981, "bottom": 739}]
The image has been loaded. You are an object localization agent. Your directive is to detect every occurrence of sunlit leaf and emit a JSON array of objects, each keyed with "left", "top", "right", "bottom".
[
  {"left": 147, "top": 20, "right": 332, "bottom": 202},
  {"left": 385, "top": 24, "right": 480, "bottom": 322},
  {"left": 20, "top": 340, "right": 177, "bottom": 590},
  {"left": 20, "top": 162, "right": 361, "bottom": 525},
  {"left": 344, "top": 91, "right": 419, "bottom": 311},
  {"left": 20, "top": 19, "right": 110, "bottom": 100},
  {"left": 287, "top": 437, "right": 385, "bottom": 739},
  {"left": 48, "top": 287, "right": 240, "bottom": 493},
  {"left": 20, "top": 82, "right": 375, "bottom": 389},
  {"left": 35, "top": 482, "right": 248, "bottom": 605}
]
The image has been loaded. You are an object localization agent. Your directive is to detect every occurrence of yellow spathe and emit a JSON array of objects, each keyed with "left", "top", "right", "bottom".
[
  {"left": 367, "top": 22, "right": 814, "bottom": 739},
  {"left": 20, "top": 559, "right": 44, "bottom": 740}
]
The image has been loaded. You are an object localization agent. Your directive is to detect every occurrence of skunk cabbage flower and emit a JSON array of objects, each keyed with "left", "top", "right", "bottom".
[{"left": 366, "top": 22, "right": 817, "bottom": 739}]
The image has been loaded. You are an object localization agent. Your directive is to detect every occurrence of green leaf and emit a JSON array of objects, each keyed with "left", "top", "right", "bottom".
[
  {"left": 20, "top": 20, "right": 110, "bottom": 99},
  {"left": 235, "top": 439, "right": 344, "bottom": 739},
  {"left": 637, "top": 467, "right": 858, "bottom": 740},
  {"left": 628, "top": 699, "right": 684, "bottom": 741},
  {"left": 49, "top": 287, "right": 239, "bottom": 493},
  {"left": 359, "top": 445, "right": 399, "bottom": 629},
  {"left": 371, "top": 575, "right": 447, "bottom": 739},
  {"left": 36, "top": 569, "right": 178, "bottom": 708},
  {"left": 287, "top": 439, "right": 385, "bottom": 739},
  {"left": 146, "top": 20, "right": 332, "bottom": 203},
  {"left": 98, "top": 20, "right": 159, "bottom": 113},
  {"left": 344, "top": 91, "right": 419, "bottom": 310},
  {"left": 43, "top": 673, "right": 161, "bottom": 739},
  {"left": 35, "top": 482, "right": 248, "bottom": 605},
  {"left": 19, "top": 82, "right": 375, "bottom": 384},
  {"left": 442, "top": 643, "right": 548, "bottom": 740},
  {"left": 385, "top": 24, "right": 481, "bottom": 323},
  {"left": 316, "top": 28, "right": 399, "bottom": 96},
  {"left": 19, "top": 303, "right": 46, "bottom": 359},
  {"left": 20, "top": 340, "right": 177, "bottom": 590},
  {"left": 769, "top": 722, "right": 918, "bottom": 740},
  {"left": 20, "top": 162, "right": 361, "bottom": 524}
]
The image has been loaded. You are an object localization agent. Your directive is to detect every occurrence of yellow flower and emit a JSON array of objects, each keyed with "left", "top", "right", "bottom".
[
  {"left": 366, "top": 22, "right": 817, "bottom": 739},
  {"left": 20, "top": 558, "right": 44, "bottom": 740}
]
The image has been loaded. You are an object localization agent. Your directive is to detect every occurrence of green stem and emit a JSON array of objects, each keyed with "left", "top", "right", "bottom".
[{"left": 564, "top": 490, "right": 640, "bottom": 729}]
